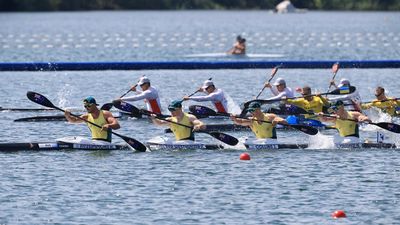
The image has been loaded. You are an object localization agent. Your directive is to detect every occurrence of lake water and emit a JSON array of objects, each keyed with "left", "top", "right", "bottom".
[{"left": 1, "top": 11, "right": 400, "bottom": 224}]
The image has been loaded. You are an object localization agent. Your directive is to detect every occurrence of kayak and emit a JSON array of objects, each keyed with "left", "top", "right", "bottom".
[
  {"left": 0, "top": 136, "right": 128, "bottom": 152},
  {"left": 146, "top": 137, "right": 223, "bottom": 151}
]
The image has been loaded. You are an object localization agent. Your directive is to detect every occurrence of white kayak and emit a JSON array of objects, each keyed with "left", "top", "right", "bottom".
[
  {"left": 184, "top": 53, "right": 285, "bottom": 58},
  {"left": 146, "top": 137, "right": 223, "bottom": 151},
  {"left": 0, "top": 136, "right": 128, "bottom": 151}
]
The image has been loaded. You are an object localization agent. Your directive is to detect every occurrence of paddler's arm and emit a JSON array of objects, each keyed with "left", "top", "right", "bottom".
[
  {"left": 150, "top": 114, "right": 170, "bottom": 126},
  {"left": 352, "top": 112, "right": 372, "bottom": 123},
  {"left": 316, "top": 112, "right": 337, "bottom": 122},
  {"left": 230, "top": 115, "right": 252, "bottom": 126},
  {"left": 269, "top": 114, "right": 287, "bottom": 126},
  {"left": 64, "top": 110, "right": 87, "bottom": 123},
  {"left": 103, "top": 111, "right": 120, "bottom": 131},
  {"left": 188, "top": 114, "right": 206, "bottom": 131}
]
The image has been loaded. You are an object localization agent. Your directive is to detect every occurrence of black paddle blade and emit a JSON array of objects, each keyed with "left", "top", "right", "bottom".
[
  {"left": 118, "top": 134, "right": 147, "bottom": 152},
  {"left": 289, "top": 124, "right": 318, "bottom": 135},
  {"left": 206, "top": 131, "right": 239, "bottom": 146},
  {"left": 100, "top": 103, "right": 114, "bottom": 111},
  {"left": 374, "top": 122, "right": 400, "bottom": 134},
  {"left": 328, "top": 86, "right": 356, "bottom": 95},
  {"left": 27, "top": 91, "right": 56, "bottom": 109},
  {"left": 113, "top": 100, "right": 140, "bottom": 115},
  {"left": 189, "top": 105, "right": 218, "bottom": 117}
]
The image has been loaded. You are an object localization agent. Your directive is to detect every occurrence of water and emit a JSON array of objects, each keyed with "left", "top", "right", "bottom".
[{"left": 1, "top": 11, "right": 400, "bottom": 224}]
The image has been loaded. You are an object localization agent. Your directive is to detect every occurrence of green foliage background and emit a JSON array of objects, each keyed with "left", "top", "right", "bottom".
[{"left": 1, "top": 0, "right": 399, "bottom": 11}]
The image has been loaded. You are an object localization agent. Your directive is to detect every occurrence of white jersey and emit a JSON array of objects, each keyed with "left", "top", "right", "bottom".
[
  {"left": 188, "top": 88, "right": 228, "bottom": 113},
  {"left": 267, "top": 86, "right": 295, "bottom": 101},
  {"left": 329, "top": 88, "right": 362, "bottom": 111},
  {"left": 121, "top": 86, "right": 162, "bottom": 114}
]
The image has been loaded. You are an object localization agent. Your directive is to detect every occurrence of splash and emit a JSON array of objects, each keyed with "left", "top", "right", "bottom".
[
  {"left": 307, "top": 132, "right": 335, "bottom": 149},
  {"left": 225, "top": 92, "right": 241, "bottom": 114}
]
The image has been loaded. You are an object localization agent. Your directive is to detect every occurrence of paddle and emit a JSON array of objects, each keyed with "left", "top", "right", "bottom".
[
  {"left": 319, "top": 113, "right": 400, "bottom": 133},
  {"left": 255, "top": 65, "right": 281, "bottom": 99},
  {"left": 100, "top": 76, "right": 146, "bottom": 111},
  {"left": 359, "top": 98, "right": 400, "bottom": 105},
  {"left": 187, "top": 105, "right": 317, "bottom": 135},
  {"left": 26, "top": 91, "right": 147, "bottom": 152},
  {"left": 326, "top": 62, "right": 340, "bottom": 92},
  {"left": 243, "top": 86, "right": 356, "bottom": 109},
  {"left": 189, "top": 105, "right": 230, "bottom": 117},
  {"left": 113, "top": 101, "right": 239, "bottom": 146}
]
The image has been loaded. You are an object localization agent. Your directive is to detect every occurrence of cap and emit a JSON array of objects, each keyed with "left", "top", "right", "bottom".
[
  {"left": 202, "top": 79, "right": 214, "bottom": 90},
  {"left": 168, "top": 100, "right": 182, "bottom": 111},
  {"left": 338, "top": 78, "right": 350, "bottom": 87},
  {"left": 273, "top": 78, "right": 286, "bottom": 86},
  {"left": 333, "top": 100, "right": 344, "bottom": 107},
  {"left": 83, "top": 96, "right": 98, "bottom": 106},
  {"left": 247, "top": 102, "right": 261, "bottom": 112},
  {"left": 137, "top": 76, "right": 150, "bottom": 86}
]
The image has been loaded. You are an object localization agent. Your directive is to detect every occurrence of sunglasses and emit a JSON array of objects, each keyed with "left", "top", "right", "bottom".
[
  {"left": 168, "top": 107, "right": 177, "bottom": 112},
  {"left": 84, "top": 104, "right": 93, "bottom": 109}
]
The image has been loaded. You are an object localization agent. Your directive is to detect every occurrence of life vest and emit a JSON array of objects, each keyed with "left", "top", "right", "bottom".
[
  {"left": 87, "top": 110, "right": 111, "bottom": 142},
  {"left": 169, "top": 113, "right": 194, "bottom": 141}
]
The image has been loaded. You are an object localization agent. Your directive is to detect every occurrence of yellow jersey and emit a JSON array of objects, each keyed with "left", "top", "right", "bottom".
[
  {"left": 335, "top": 111, "right": 359, "bottom": 137},
  {"left": 362, "top": 98, "right": 400, "bottom": 116},
  {"left": 287, "top": 96, "right": 329, "bottom": 118},
  {"left": 250, "top": 114, "right": 277, "bottom": 139},
  {"left": 87, "top": 110, "right": 111, "bottom": 142},
  {"left": 169, "top": 113, "right": 194, "bottom": 141}
]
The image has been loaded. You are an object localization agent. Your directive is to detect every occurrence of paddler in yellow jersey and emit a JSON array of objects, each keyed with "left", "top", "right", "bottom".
[
  {"left": 64, "top": 96, "right": 120, "bottom": 142},
  {"left": 361, "top": 86, "right": 400, "bottom": 116},
  {"left": 151, "top": 100, "right": 205, "bottom": 141},
  {"left": 318, "top": 100, "right": 371, "bottom": 144},
  {"left": 284, "top": 86, "right": 330, "bottom": 117},
  {"left": 230, "top": 102, "right": 287, "bottom": 143}
]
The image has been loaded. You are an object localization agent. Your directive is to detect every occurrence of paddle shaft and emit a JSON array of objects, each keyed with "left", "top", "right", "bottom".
[
  {"left": 255, "top": 66, "right": 279, "bottom": 99},
  {"left": 327, "top": 63, "right": 340, "bottom": 92}
]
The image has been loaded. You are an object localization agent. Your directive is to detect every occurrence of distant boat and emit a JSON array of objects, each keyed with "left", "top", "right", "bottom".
[
  {"left": 275, "top": 0, "right": 307, "bottom": 13},
  {"left": 184, "top": 53, "right": 285, "bottom": 58}
]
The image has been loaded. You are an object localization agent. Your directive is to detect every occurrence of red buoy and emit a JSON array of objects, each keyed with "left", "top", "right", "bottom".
[
  {"left": 240, "top": 153, "right": 251, "bottom": 160},
  {"left": 331, "top": 210, "right": 346, "bottom": 219}
]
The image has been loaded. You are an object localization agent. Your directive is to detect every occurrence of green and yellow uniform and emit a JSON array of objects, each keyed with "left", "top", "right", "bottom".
[
  {"left": 362, "top": 98, "right": 400, "bottom": 116},
  {"left": 87, "top": 110, "right": 111, "bottom": 142},
  {"left": 169, "top": 113, "right": 194, "bottom": 141},
  {"left": 335, "top": 111, "right": 359, "bottom": 137},
  {"left": 250, "top": 114, "right": 277, "bottom": 139}
]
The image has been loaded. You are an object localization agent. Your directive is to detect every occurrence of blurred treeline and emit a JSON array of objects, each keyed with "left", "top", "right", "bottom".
[{"left": 1, "top": 0, "right": 399, "bottom": 11}]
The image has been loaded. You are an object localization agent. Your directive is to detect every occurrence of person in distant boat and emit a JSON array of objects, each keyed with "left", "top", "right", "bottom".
[
  {"left": 328, "top": 78, "right": 362, "bottom": 112},
  {"left": 361, "top": 86, "right": 400, "bottom": 116},
  {"left": 263, "top": 77, "right": 294, "bottom": 100},
  {"left": 151, "top": 100, "right": 205, "bottom": 141},
  {"left": 318, "top": 100, "right": 371, "bottom": 144},
  {"left": 227, "top": 35, "right": 246, "bottom": 55},
  {"left": 183, "top": 79, "right": 229, "bottom": 113},
  {"left": 285, "top": 86, "right": 330, "bottom": 115},
  {"left": 231, "top": 102, "right": 287, "bottom": 143},
  {"left": 116, "top": 76, "right": 162, "bottom": 114},
  {"left": 64, "top": 96, "right": 120, "bottom": 142}
]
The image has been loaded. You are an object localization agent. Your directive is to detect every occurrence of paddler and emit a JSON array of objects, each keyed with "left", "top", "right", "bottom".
[
  {"left": 64, "top": 96, "right": 120, "bottom": 142},
  {"left": 151, "top": 100, "right": 205, "bottom": 141},
  {"left": 231, "top": 102, "right": 287, "bottom": 143},
  {"left": 183, "top": 79, "right": 229, "bottom": 113},
  {"left": 227, "top": 35, "right": 246, "bottom": 55},
  {"left": 263, "top": 77, "right": 294, "bottom": 100},
  {"left": 328, "top": 78, "right": 362, "bottom": 112},
  {"left": 116, "top": 76, "right": 162, "bottom": 114},
  {"left": 361, "top": 86, "right": 400, "bottom": 116},
  {"left": 318, "top": 100, "right": 371, "bottom": 144},
  {"left": 284, "top": 86, "right": 330, "bottom": 115}
]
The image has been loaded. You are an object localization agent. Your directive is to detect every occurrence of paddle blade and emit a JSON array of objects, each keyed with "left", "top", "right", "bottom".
[
  {"left": 27, "top": 91, "right": 57, "bottom": 109},
  {"left": 328, "top": 86, "right": 356, "bottom": 95},
  {"left": 113, "top": 100, "right": 140, "bottom": 115},
  {"left": 115, "top": 133, "right": 147, "bottom": 152},
  {"left": 289, "top": 124, "right": 318, "bottom": 135},
  {"left": 189, "top": 105, "right": 218, "bottom": 117},
  {"left": 374, "top": 122, "right": 400, "bottom": 134},
  {"left": 100, "top": 103, "right": 114, "bottom": 111},
  {"left": 206, "top": 131, "right": 239, "bottom": 146}
]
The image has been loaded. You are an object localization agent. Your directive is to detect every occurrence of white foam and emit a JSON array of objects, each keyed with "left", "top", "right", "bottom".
[{"left": 308, "top": 133, "right": 335, "bottom": 149}]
